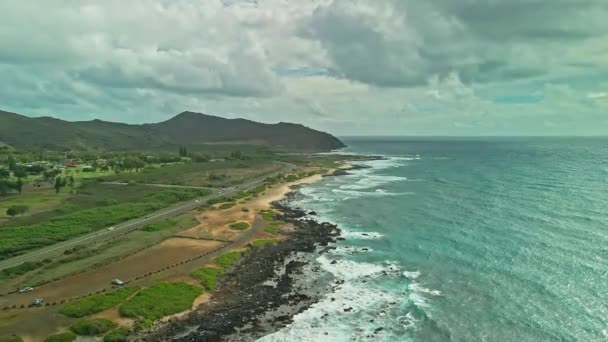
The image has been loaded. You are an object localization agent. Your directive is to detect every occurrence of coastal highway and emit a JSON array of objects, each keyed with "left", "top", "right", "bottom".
[{"left": 0, "top": 162, "right": 295, "bottom": 272}]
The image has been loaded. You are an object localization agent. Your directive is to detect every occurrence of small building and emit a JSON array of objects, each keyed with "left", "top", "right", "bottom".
[{"left": 64, "top": 160, "right": 79, "bottom": 168}]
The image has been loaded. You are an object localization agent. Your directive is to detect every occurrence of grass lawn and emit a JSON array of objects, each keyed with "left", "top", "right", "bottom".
[
  {"left": 0, "top": 183, "right": 209, "bottom": 260},
  {"left": 59, "top": 286, "right": 140, "bottom": 318},
  {"left": 259, "top": 209, "right": 277, "bottom": 221},
  {"left": 0, "top": 334, "right": 23, "bottom": 342},
  {"left": 190, "top": 267, "right": 224, "bottom": 290},
  {"left": 0, "top": 190, "right": 69, "bottom": 223},
  {"left": 12, "top": 213, "right": 198, "bottom": 288},
  {"left": 103, "top": 327, "right": 129, "bottom": 342},
  {"left": 215, "top": 251, "right": 244, "bottom": 268},
  {"left": 70, "top": 318, "right": 116, "bottom": 336},
  {"left": 119, "top": 282, "right": 202, "bottom": 321},
  {"left": 251, "top": 239, "right": 281, "bottom": 248},
  {"left": 104, "top": 160, "right": 281, "bottom": 188},
  {"left": 43, "top": 332, "right": 77, "bottom": 342},
  {"left": 229, "top": 221, "right": 250, "bottom": 230},
  {"left": 217, "top": 202, "right": 236, "bottom": 210}
]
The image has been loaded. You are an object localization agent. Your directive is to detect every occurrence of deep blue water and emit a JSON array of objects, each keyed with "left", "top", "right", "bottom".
[{"left": 261, "top": 137, "right": 608, "bottom": 341}]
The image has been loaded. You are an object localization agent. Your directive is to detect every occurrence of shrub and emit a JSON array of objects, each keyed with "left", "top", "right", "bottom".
[
  {"left": 191, "top": 267, "right": 224, "bottom": 290},
  {"left": 259, "top": 210, "right": 277, "bottom": 221},
  {"left": 119, "top": 282, "right": 202, "bottom": 321},
  {"left": 103, "top": 327, "right": 130, "bottom": 342},
  {"left": 70, "top": 318, "right": 116, "bottom": 336},
  {"left": 217, "top": 202, "right": 236, "bottom": 210},
  {"left": 0, "top": 334, "right": 23, "bottom": 342},
  {"left": 59, "top": 286, "right": 140, "bottom": 318},
  {"left": 264, "top": 223, "right": 280, "bottom": 234},
  {"left": 43, "top": 332, "right": 76, "bottom": 342},
  {"left": 142, "top": 220, "right": 175, "bottom": 232},
  {"left": 252, "top": 239, "right": 281, "bottom": 248},
  {"left": 0, "top": 259, "right": 52, "bottom": 280},
  {"left": 5, "top": 205, "right": 28, "bottom": 217},
  {"left": 215, "top": 251, "right": 243, "bottom": 268},
  {"left": 229, "top": 222, "right": 250, "bottom": 230}
]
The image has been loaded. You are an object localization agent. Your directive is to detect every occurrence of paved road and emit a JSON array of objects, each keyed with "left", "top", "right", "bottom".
[
  {"left": 0, "top": 162, "right": 295, "bottom": 272},
  {"left": 101, "top": 182, "right": 211, "bottom": 190}
]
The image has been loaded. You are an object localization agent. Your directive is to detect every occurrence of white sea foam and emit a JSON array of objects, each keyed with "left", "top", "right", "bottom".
[
  {"left": 330, "top": 246, "right": 374, "bottom": 255},
  {"left": 409, "top": 283, "right": 442, "bottom": 297},
  {"left": 403, "top": 270, "right": 422, "bottom": 280},
  {"left": 257, "top": 257, "right": 412, "bottom": 342},
  {"left": 341, "top": 231, "right": 385, "bottom": 240}
]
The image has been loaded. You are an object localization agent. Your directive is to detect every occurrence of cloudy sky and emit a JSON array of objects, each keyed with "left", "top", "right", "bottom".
[{"left": 1, "top": 0, "right": 607, "bottom": 136}]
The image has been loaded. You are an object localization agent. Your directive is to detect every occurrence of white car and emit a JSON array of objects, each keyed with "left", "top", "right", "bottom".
[
  {"left": 18, "top": 286, "right": 34, "bottom": 293},
  {"left": 112, "top": 279, "right": 125, "bottom": 286},
  {"left": 32, "top": 298, "right": 44, "bottom": 306},
  {"left": 194, "top": 199, "right": 200, "bottom": 203},
  {"left": 107, "top": 226, "right": 115, "bottom": 231}
]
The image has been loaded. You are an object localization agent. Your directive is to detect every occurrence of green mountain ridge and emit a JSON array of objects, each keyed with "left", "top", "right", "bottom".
[{"left": 0, "top": 110, "right": 346, "bottom": 152}]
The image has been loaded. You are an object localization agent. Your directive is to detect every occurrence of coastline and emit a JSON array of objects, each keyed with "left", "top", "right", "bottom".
[{"left": 140, "top": 172, "right": 350, "bottom": 341}]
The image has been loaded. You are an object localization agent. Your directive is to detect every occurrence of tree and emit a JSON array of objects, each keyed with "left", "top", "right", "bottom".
[
  {"left": 7, "top": 155, "right": 16, "bottom": 171},
  {"left": 15, "top": 178, "right": 23, "bottom": 194},
  {"left": 54, "top": 176, "right": 67, "bottom": 194},
  {"left": 0, "top": 169, "right": 9, "bottom": 179},
  {"left": 13, "top": 167, "right": 27, "bottom": 179},
  {"left": 43, "top": 169, "right": 60, "bottom": 182},
  {"left": 6, "top": 205, "right": 28, "bottom": 217},
  {"left": 179, "top": 146, "right": 188, "bottom": 157},
  {"left": 68, "top": 175, "right": 75, "bottom": 188}
]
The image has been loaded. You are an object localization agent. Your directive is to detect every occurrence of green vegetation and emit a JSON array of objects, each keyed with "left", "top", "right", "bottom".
[
  {"left": 264, "top": 222, "right": 280, "bottom": 234},
  {"left": 0, "top": 184, "right": 209, "bottom": 259},
  {"left": 5, "top": 205, "right": 28, "bottom": 217},
  {"left": 191, "top": 267, "right": 224, "bottom": 290},
  {"left": 217, "top": 202, "right": 236, "bottom": 210},
  {"left": 215, "top": 251, "right": 244, "bottom": 268},
  {"left": 59, "top": 286, "right": 140, "bottom": 318},
  {"left": 0, "top": 258, "right": 52, "bottom": 280},
  {"left": 259, "top": 209, "right": 281, "bottom": 234},
  {"left": 252, "top": 238, "right": 281, "bottom": 248},
  {"left": 105, "top": 159, "right": 280, "bottom": 188},
  {"left": 103, "top": 327, "right": 130, "bottom": 342},
  {"left": 43, "top": 332, "right": 77, "bottom": 342},
  {"left": 259, "top": 209, "right": 278, "bottom": 221},
  {"left": 142, "top": 219, "right": 175, "bottom": 232},
  {"left": 229, "top": 221, "right": 250, "bottom": 230},
  {"left": 119, "top": 282, "right": 202, "bottom": 321},
  {"left": 70, "top": 318, "right": 116, "bottom": 336},
  {"left": 0, "top": 334, "right": 23, "bottom": 342}
]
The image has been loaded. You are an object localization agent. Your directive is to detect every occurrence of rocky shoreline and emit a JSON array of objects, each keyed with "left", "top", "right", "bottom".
[{"left": 140, "top": 189, "right": 342, "bottom": 342}]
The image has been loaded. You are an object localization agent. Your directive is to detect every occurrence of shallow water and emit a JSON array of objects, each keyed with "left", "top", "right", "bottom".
[{"left": 259, "top": 137, "right": 608, "bottom": 341}]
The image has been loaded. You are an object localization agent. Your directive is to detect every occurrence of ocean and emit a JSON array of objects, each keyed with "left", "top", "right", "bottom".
[{"left": 259, "top": 137, "right": 608, "bottom": 342}]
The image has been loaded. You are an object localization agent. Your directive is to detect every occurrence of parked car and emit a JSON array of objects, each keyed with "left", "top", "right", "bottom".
[
  {"left": 112, "top": 279, "right": 125, "bottom": 286},
  {"left": 18, "top": 287, "right": 34, "bottom": 293},
  {"left": 32, "top": 298, "right": 44, "bottom": 306},
  {"left": 107, "top": 226, "right": 115, "bottom": 231}
]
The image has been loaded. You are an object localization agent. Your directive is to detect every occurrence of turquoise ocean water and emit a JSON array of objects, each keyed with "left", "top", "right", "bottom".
[{"left": 260, "top": 137, "right": 608, "bottom": 342}]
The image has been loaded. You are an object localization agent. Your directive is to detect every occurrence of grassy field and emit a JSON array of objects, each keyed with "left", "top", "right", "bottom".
[
  {"left": 104, "top": 160, "right": 281, "bottom": 187},
  {"left": 214, "top": 251, "right": 244, "bottom": 268},
  {"left": 119, "top": 282, "right": 202, "bottom": 322},
  {"left": 251, "top": 239, "right": 281, "bottom": 248},
  {"left": 9, "top": 213, "right": 198, "bottom": 288},
  {"left": 0, "top": 334, "right": 22, "bottom": 342},
  {"left": 259, "top": 210, "right": 281, "bottom": 234},
  {"left": 190, "top": 267, "right": 224, "bottom": 290},
  {"left": 0, "top": 183, "right": 209, "bottom": 260},
  {"left": 70, "top": 318, "right": 116, "bottom": 336},
  {"left": 0, "top": 190, "right": 70, "bottom": 223},
  {"left": 43, "top": 331, "right": 77, "bottom": 342},
  {"left": 229, "top": 221, "right": 250, "bottom": 230},
  {"left": 102, "top": 327, "right": 129, "bottom": 342},
  {"left": 59, "top": 286, "right": 140, "bottom": 318}
]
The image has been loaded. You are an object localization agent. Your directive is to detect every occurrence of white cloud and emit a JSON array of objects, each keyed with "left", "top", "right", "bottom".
[{"left": 0, "top": 0, "right": 607, "bottom": 135}]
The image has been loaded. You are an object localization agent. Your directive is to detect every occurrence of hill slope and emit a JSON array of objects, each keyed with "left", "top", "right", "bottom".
[{"left": 0, "top": 110, "right": 345, "bottom": 152}]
